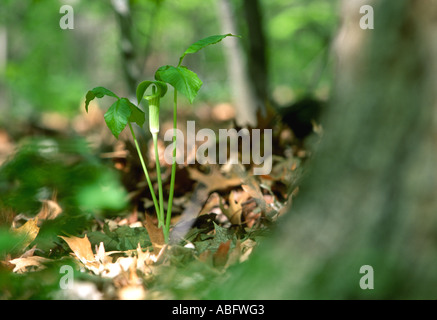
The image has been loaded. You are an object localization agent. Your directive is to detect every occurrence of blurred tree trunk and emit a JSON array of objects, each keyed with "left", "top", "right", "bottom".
[
  {"left": 208, "top": 0, "right": 437, "bottom": 299},
  {"left": 111, "top": 0, "right": 139, "bottom": 96},
  {"left": 0, "top": 26, "right": 6, "bottom": 73},
  {"left": 242, "top": 0, "right": 269, "bottom": 115},
  {"left": 217, "top": 0, "right": 258, "bottom": 127},
  {"left": 0, "top": 26, "right": 7, "bottom": 112}
]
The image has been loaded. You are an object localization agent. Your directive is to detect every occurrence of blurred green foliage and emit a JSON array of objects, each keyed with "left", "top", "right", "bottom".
[
  {"left": 0, "top": 0, "right": 338, "bottom": 126},
  {"left": 0, "top": 228, "right": 22, "bottom": 257},
  {"left": 0, "top": 137, "right": 127, "bottom": 251},
  {"left": 263, "top": 0, "right": 338, "bottom": 96},
  {"left": 0, "top": 1, "right": 107, "bottom": 121},
  {"left": 0, "top": 137, "right": 126, "bottom": 213}
]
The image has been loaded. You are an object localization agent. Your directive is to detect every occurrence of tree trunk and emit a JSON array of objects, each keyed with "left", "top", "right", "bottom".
[
  {"left": 242, "top": 0, "right": 269, "bottom": 116},
  {"left": 0, "top": 26, "right": 6, "bottom": 73},
  {"left": 217, "top": 0, "right": 258, "bottom": 127},
  {"left": 111, "top": 0, "right": 139, "bottom": 96},
  {"left": 208, "top": 0, "right": 437, "bottom": 299},
  {"left": 0, "top": 26, "right": 7, "bottom": 112}
]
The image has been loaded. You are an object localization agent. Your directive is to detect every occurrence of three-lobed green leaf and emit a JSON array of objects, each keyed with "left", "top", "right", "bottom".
[
  {"left": 85, "top": 87, "right": 145, "bottom": 139},
  {"left": 155, "top": 65, "right": 202, "bottom": 104}
]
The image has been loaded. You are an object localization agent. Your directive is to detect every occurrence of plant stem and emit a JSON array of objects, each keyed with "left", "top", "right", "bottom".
[
  {"left": 128, "top": 122, "right": 161, "bottom": 218},
  {"left": 152, "top": 133, "right": 165, "bottom": 234},
  {"left": 165, "top": 89, "right": 178, "bottom": 241}
]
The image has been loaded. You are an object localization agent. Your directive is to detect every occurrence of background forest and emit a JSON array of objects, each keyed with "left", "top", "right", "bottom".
[
  {"left": 1, "top": 0, "right": 436, "bottom": 300},
  {"left": 0, "top": 0, "right": 337, "bottom": 299}
]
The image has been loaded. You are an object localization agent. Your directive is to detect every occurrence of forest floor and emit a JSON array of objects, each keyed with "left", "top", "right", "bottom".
[{"left": 0, "top": 103, "right": 315, "bottom": 299}]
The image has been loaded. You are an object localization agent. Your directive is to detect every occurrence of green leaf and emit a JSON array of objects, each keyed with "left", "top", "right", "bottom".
[
  {"left": 212, "top": 222, "right": 232, "bottom": 246},
  {"left": 178, "top": 33, "right": 240, "bottom": 66},
  {"left": 103, "top": 98, "right": 132, "bottom": 139},
  {"left": 88, "top": 225, "right": 151, "bottom": 251},
  {"left": 193, "top": 223, "right": 235, "bottom": 254},
  {"left": 85, "top": 87, "right": 119, "bottom": 112},
  {"left": 155, "top": 65, "right": 202, "bottom": 104},
  {"left": 136, "top": 80, "right": 168, "bottom": 105},
  {"left": 127, "top": 101, "right": 145, "bottom": 128}
]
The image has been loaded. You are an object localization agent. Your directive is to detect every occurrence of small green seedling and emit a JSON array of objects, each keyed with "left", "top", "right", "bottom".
[{"left": 85, "top": 33, "right": 238, "bottom": 243}]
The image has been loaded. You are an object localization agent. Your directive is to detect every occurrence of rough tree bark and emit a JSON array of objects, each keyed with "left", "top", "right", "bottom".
[{"left": 208, "top": 0, "right": 437, "bottom": 299}]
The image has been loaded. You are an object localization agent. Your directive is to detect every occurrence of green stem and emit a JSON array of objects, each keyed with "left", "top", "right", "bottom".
[
  {"left": 152, "top": 133, "right": 165, "bottom": 234},
  {"left": 165, "top": 89, "right": 178, "bottom": 241},
  {"left": 128, "top": 122, "right": 160, "bottom": 218}
]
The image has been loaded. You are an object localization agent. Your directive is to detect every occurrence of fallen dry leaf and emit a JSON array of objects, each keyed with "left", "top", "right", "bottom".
[
  {"left": 242, "top": 182, "right": 277, "bottom": 220},
  {"left": 59, "top": 234, "right": 95, "bottom": 264},
  {"left": 9, "top": 256, "right": 50, "bottom": 273},
  {"left": 144, "top": 215, "right": 165, "bottom": 253},
  {"left": 213, "top": 240, "right": 231, "bottom": 268},
  {"left": 221, "top": 190, "right": 251, "bottom": 225},
  {"left": 224, "top": 240, "right": 241, "bottom": 269},
  {"left": 95, "top": 242, "right": 116, "bottom": 265},
  {"left": 241, "top": 183, "right": 263, "bottom": 201},
  {"left": 199, "top": 193, "right": 220, "bottom": 216},
  {"left": 226, "top": 192, "right": 243, "bottom": 225},
  {"left": 136, "top": 244, "right": 157, "bottom": 275},
  {"left": 187, "top": 166, "right": 241, "bottom": 194},
  {"left": 240, "top": 239, "right": 256, "bottom": 263},
  {"left": 244, "top": 210, "right": 262, "bottom": 228},
  {"left": 37, "top": 199, "right": 62, "bottom": 221},
  {"left": 60, "top": 233, "right": 162, "bottom": 282},
  {"left": 20, "top": 246, "right": 37, "bottom": 258}
]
